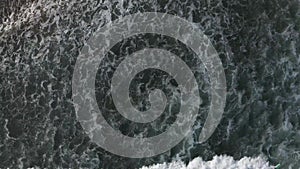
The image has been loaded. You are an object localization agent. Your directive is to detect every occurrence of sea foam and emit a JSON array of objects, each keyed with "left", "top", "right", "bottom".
[{"left": 140, "top": 155, "right": 275, "bottom": 169}]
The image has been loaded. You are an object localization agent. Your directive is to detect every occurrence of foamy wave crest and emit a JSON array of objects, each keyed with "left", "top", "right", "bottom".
[{"left": 140, "top": 155, "right": 275, "bottom": 169}]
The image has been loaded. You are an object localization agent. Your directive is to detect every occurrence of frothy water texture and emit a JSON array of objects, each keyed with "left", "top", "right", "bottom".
[
  {"left": 0, "top": 0, "right": 299, "bottom": 169},
  {"left": 140, "top": 155, "right": 274, "bottom": 169}
]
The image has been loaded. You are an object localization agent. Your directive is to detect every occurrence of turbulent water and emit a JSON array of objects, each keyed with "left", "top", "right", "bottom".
[
  {"left": 0, "top": 0, "right": 299, "bottom": 168},
  {"left": 140, "top": 155, "right": 274, "bottom": 169}
]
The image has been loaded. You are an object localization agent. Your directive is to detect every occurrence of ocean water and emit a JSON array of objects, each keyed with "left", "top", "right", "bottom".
[
  {"left": 140, "top": 155, "right": 274, "bottom": 169},
  {"left": 0, "top": 0, "right": 299, "bottom": 168}
]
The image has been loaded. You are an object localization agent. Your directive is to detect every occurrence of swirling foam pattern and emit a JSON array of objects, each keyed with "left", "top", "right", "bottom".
[{"left": 0, "top": 0, "right": 299, "bottom": 168}]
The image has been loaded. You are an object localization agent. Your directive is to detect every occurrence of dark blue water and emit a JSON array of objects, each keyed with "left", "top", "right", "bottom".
[{"left": 0, "top": 0, "right": 299, "bottom": 168}]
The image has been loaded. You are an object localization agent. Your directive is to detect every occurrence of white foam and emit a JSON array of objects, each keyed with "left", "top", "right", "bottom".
[{"left": 140, "top": 155, "right": 275, "bottom": 169}]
